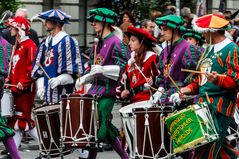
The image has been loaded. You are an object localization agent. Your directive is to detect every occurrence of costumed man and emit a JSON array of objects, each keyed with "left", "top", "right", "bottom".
[
  {"left": 170, "top": 13, "right": 239, "bottom": 159},
  {"left": 152, "top": 15, "right": 202, "bottom": 158},
  {"left": 75, "top": 8, "right": 130, "bottom": 159},
  {"left": 152, "top": 15, "right": 201, "bottom": 106},
  {"left": 5, "top": 16, "right": 39, "bottom": 150},
  {"left": 31, "top": 9, "right": 83, "bottom": 104},
  {"left": 0, "top": 20, "right": 21, "bottom": 159},
  {"left": 31, "top": 9, "right": 83, "bottom": 158}
]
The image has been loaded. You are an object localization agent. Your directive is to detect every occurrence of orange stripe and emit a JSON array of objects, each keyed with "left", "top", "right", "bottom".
[
  {"left": 233, "top": 48, "right": 239, "bottom": 71},
  {"left": 226, "top": 53, "right": 233, "bottom": 76},
  {"left": 226, "top": 101, "right": 234, "bottom": 116},
  {"left": 209, "top": 143, "right": 216, "bottom": 159},
  {"left": 217, "top": 56, "right": 224, "bottom": 67},
  {"left": 195, "top": 146, "right": 206, "bottom": 159},
  {"left": 219, "top": 147, "right": 231, "bottom": 159},
  {"left": 217, "top": 97, "right": 223, "bottom": 113}
]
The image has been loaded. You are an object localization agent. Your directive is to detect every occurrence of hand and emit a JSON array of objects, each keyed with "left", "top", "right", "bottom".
[
  {"left": 169, "top": 93, "right": 182, "bottom": 106},
  {"left": 150, "top": 87, "right": 165, "bottom": 104},
  {"left": 16, "top": 82, "right": 24, "bottom": 90},
  {"left": 90, "top": 65, "right": 104, "bottom": 75},
  {"left": 121, "top": 90, "right": 130, "bottom": 99},
  {"left": 37, "top": 88, "right": 45, "bottom": 100},
  {"left": 205, "top": 71, "right": 218, "bottom": 83},
  {"left": 48, "top": 77, "right": 61, "bottom": 89},
  {"left": 179, "top": 87, "right": 191, "bottom": 96},
  {"left": 146, "top": 77, "right": 153, "bottom": 86},
  {"left": 75, "top": 77, "right": 84, "bottom": 90}
]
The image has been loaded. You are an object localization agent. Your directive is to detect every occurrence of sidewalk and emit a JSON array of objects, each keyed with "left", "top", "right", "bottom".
[{"left": 0, "top": 103, "right": 123, "bottom": 159}]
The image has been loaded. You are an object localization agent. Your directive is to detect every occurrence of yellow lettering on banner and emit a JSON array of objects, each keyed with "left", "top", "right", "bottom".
[
  {"left": 176, "top": 128, "right": 193, "bottom": 144},
  {"left": 171, "top": 117, "right": 193, "bottom": 140},
  {"left": 169, "top": 113, "right": 186, "bottom": 132}
]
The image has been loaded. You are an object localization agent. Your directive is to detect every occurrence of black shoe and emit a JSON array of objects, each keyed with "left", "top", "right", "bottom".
[
  {"left": 1, "top": 149, "right": 8, "bottom": 155},
  {"left": 7, "top": 154, "right": 12, "bottom": 159}
]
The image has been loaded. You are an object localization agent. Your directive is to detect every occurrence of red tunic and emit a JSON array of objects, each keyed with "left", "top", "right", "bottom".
[
  {"left": 123, "top": 51, "right": 159, "bottom": 103},
  {"left": 8, "top": 38, "right": 37, "bottom": 131}
]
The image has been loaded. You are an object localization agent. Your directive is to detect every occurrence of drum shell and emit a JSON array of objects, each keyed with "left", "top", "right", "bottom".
[
  {"left": 134, "top": 107, "right": 172, "bottom": 158},
  {"left": 61, "top": 94, "right": 97, "bottom": 148},
  {"left": 1, "top": 89, "right": 13, "bottom": 117},
  {"left": 120, "top": 100, "right": 173, "bottom": 158},
  {"left": 33, "top": 105, "right": 70, "bottom": 157}
]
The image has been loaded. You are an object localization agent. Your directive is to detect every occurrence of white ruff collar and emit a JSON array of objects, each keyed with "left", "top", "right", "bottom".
[{"left": 45, "top": 31, "right": 68, "bottom": 47}]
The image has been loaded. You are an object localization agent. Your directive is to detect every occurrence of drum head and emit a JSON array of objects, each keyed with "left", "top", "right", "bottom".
[{"left": 119, "top": 100, "right": 153, "bottom": 114}]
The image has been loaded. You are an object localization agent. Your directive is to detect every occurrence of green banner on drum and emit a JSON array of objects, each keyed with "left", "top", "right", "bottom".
[{"left": 165, "top": 105, "right": 206, "bottom": 154}]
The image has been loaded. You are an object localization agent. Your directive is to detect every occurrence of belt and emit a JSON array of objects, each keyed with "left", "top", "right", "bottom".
[{"left": 130, "top": 85, "right": 149, "bottom": 97}]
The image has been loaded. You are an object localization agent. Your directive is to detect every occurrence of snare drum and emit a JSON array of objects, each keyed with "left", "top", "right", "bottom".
[
  {"left": 61, "top": 94, "right": 98, "bottom": 148},
  {"left": 119, "top": 100, "right": 173, "bottom": 159},
  {"left": 33, "top": 105, "right": 71, "bottom": 158},
  {"left": 165, "top": 102, "right": 218, "bottom": 154},
  {"left": 1, "top": 89, "right": 13, "bottom": 117}
]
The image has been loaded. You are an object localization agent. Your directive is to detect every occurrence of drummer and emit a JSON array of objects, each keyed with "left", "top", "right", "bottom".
[
  {"left": 0, "top": 21, "right": 21, "bottom": 159},
  {"left": 75, "top": 8, "right": 130, "bottom": 159},
  {"left": 5, "top": 16, "right": 39, "bottom": 150},
  {"left": 170, "top": 13, "right": 239, "bottom": 159},
  {"left": 117, "top": 26, "right": 160, "bottom": 103},
  {"left": 152, "top": 15, "right": 201, "bottom": 107},
  {"left": 152, "top": 15, "right": 202, "bottom": 158},
  {"left": 31, "top": 9, "right": 83, "bottom": 104}
]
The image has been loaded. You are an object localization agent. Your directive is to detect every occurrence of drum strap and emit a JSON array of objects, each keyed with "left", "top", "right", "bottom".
[{"left": 207, "top": 103, "right": 220, "bottom": 133}]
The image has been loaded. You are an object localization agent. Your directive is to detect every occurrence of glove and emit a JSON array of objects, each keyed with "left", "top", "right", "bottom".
[
  {"left": 90, "top": 65, "right": 104, "bottom": 75},
  {"left": 36, "top": 77, "right": 45, "bottom": 100},
  {"left": 150, "top": 87, "right": 165, "bottom": 104},
  {"left": 48, "top": 74, "right": 73, "bottom": 89},
  {"left": 169, "top": 93, "right": 182, "bottom": 106},
  {"left": 75, "top": 73, "right": 93, "bottom": 90},
  {"left": 90, "top": 65, "right": 120, "bottom": 81}
]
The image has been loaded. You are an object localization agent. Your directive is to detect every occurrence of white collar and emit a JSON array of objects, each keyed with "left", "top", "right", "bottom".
[
  {"left": 213, "top": 38, "right": 232, "bottom": 53},
  {"left": 20, "top": 36, "right": 29, "bottom": 43},
  {"left": 128, "top": 51, "right": 155, "bottom": 65},
  {"left": 45, "top": 31, "right": 68, "bottom": 47}
]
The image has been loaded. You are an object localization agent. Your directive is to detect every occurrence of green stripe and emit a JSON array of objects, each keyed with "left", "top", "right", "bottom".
[
  {"left": 0, "top": 45, "right": 3, "bottom": 75},
  {"left": 190, "top": 45, "right": 197, "bottom": 66},
  {"left": 184, "top": 50, "right": 191, "bottom": 68}
]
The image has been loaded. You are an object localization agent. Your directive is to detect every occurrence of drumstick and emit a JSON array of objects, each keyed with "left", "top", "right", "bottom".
[
  {"left": 181, "top": 69, "right": 226, "bottom": 77},
  {"left": 4, "top": 84, "right": 17, "bottom": 87},
  {"left": 93, "top": 38, "right": 99, "bottom": 65},
  {"left": 122, "top": 74, "right": 127, "bottom": 90},
  {"left": 205, "top": 92, "right": 211, "bottom": 104},
  {"left": 37, "top": 63, "right": 51, "bottom": 80},
  {"left": 134, "top": 63, "right": 166, "bottom": 95},
  {"left": 168, "top": 75, "right": 182, "bottom": 94}
]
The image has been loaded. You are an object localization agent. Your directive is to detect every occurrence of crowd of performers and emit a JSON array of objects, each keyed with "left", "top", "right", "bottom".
[{"left": 0, "top": 5, "right": 238, "bottom": 159}]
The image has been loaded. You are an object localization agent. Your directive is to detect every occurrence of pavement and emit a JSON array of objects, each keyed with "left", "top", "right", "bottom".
[{"left": 0, "top": 102, "right": 123, "bottom": 159}]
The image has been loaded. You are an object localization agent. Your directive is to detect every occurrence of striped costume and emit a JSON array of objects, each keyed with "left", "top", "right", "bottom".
[
  {"left": 32, "top": 31, "right": 83, "bottom": 104},
  {"left": 156, "top": 38, "right": 201, "bottom": 105},
  {"left": 186, "top": 38, "right": 239, "bottom": 158},
  {"left": 86, "top": 32, "right": 130, "bottom": 141},
  {"left": 0, "top": 37, "right": 14, "bottom": 140}
]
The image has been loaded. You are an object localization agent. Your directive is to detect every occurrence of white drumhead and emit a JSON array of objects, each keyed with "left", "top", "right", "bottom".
[
  {"left": 34, "top": 105, "right": 60, "bottom": 112},
  {"left": 119, "top": 100, "right": 153, "bottom": 114}
]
